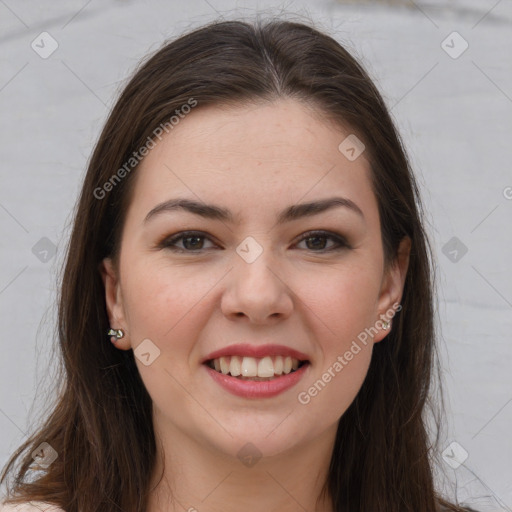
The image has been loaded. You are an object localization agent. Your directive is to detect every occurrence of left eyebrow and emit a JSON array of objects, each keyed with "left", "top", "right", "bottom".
[{"left": 144, "top": 196, "right": 365, "bottom": 225}]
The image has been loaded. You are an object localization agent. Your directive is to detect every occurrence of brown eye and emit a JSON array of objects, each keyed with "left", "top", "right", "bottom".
[
  {"left": 159, "top": 230, "right": 349, "bottom": 254},
  {"left": 160, "top": 231, "right": 217, "bottom": 252},
  {"left": 295, "top": 231, "right": 349, "bottom": 252}
]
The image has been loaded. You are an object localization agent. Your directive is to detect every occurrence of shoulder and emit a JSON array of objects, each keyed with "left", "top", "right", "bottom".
[{"left": 0, "top": 501, "right": 65, "bottom": 512}]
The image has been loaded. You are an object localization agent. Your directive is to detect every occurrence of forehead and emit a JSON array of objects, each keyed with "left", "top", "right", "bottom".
[{"left": 126, "top": 98, "right": 378, "bottom": 226}]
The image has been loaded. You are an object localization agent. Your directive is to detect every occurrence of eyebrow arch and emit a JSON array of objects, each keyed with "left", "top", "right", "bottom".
[{"left": 144, "top": 196, "right": 365, "bottom": 225}]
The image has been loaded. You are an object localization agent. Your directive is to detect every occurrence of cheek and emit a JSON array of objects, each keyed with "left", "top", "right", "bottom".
[
  {"left": 297, "top": 334, "right": 373, "bottom": 424},
  {"left": 120, "top": 259, "right": 229, "bottom": 384},
  {"left": 122, "top": 259, "right": 213, "bottom": 337},
  {"left": 295, "top": 259, "right": 382, "bottom": 348},
  {"left": 322, "top": 345, "right": 373, "bottom": 420},
  {"left": 295, "top": 259, "right": 381, "bottom": 416},
  {"left": 120, "top": 261, "right": 216, "bottom": 394}
]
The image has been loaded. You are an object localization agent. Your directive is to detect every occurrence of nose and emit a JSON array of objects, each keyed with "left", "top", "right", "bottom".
[{"left": 221, "top": 245, "right": 294, "bottom": 324}]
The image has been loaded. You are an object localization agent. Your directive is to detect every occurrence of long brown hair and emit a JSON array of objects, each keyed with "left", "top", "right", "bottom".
[{"left": 1, "top": 17, "right": 468, "bottom": 512}]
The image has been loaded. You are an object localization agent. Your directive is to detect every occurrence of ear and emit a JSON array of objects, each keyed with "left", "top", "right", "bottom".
[
  {"left": 372, "top": 236, "right": 411, "bottom": 343},
  {"left": 99, "top": 257, "right": 130, "bottom": 350}
]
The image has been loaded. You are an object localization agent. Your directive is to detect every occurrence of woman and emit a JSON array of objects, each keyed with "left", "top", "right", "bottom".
[{"left": 0, "top": 18, "right": 474, "bottom": 512}]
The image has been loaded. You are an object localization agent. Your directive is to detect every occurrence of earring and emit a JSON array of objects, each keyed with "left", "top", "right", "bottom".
[
  {"left": 382, "top": 321, "right": 390, "bottom": 330},
  {"left": 108, "top": 328, "right": 125, "bottom": 342}
]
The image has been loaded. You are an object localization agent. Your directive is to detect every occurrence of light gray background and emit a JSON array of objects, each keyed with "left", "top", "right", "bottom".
[{"left": 1, "top": 0, "right": 511, "bottom": 510}]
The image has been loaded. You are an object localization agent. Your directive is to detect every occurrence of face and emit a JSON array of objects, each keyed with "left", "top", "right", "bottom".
[{"left": 101, "top": 98, "right": 410, "bottom": 460}]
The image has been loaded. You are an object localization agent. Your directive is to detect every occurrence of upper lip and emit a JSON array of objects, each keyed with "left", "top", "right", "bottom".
[{"left": 202, "top": 344, "right": 310, "bottom": 364}]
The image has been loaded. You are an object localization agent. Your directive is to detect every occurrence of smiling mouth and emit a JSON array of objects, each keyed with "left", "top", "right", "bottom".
[{"left": 205, "top": 355, "right": 309, "bottom": 381}]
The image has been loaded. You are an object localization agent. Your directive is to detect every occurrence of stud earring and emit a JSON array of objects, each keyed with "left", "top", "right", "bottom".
[
  {"left": 382, "top": 321, "right": 390, "bottom": 330},
  {"left": 108, "top": 328, "right": 125, "bottom": 342}
]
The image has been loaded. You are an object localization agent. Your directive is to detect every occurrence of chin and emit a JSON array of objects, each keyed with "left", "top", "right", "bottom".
[{"left": 200, "top": 414, "right": 316, "bottom": 461}]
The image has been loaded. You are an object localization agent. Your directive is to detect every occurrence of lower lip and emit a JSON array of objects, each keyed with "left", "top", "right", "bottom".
[{"left": 204, "top": 362, "right": 310, "bottom": 399}]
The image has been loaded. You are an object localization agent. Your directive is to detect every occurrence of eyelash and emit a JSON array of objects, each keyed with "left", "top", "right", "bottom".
[{"left": 158, "top": 230, "right": 350, "bottom": 254}]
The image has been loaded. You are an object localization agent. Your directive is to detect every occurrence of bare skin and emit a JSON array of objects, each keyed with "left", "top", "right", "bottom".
[{"left": 101, "top": 98, "right": 410, "bottom": 512}]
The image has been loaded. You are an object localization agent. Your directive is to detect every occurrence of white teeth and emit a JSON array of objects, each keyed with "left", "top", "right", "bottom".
[
  {"left": 257, "top": 356, "right": 274, "bottom": 378},
  {"left": 209, "top": 355, "right": 303, "bottom": 378},
  {"left": 241, "top": 356, "right": 258, "bottom": 377},
  {"left": 274, "top": 355, "right": 284, "bottom": 375},
  {"left": 283, "top": 356, "right": 292, "bottom": 374},
  {"left": 219, "top": 356, "right": 230, "bottom": 375},
  {"left": 229, "top": 355, "right": 242, "bottom": 377}
]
